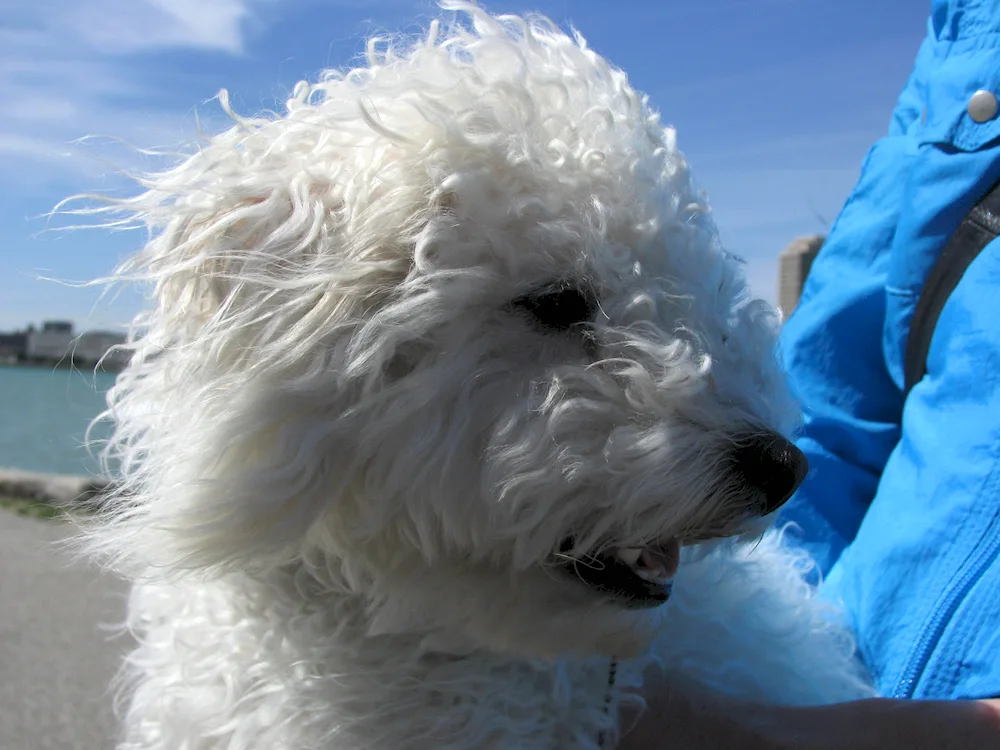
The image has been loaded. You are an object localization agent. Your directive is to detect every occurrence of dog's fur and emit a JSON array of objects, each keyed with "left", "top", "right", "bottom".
[{"left": 78, "top": 4, "right": 873, "bottom": 748}]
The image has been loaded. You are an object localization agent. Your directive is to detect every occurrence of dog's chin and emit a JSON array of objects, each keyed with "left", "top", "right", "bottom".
[
  {"left": 363, "top": 556, "right": 665, "bottom": 660},
  {"left": 459, "top": 573, "right": 664, "bottom": 660}
]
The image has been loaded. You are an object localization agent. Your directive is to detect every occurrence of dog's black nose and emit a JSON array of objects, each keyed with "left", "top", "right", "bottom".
[{"left": 730, "top": 432, "right": 808, "bottom": 515}]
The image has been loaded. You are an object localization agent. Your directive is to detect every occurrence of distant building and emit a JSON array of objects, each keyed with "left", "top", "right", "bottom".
[
  {"left": 778, "top": 235, "right": 824, "bottom": 318},
  {"left": 0, "top": 330, "right": 27, "bottom": 360},
  {"left": 26, "top": 321, "right": 75, "bottom": 361},
  {"left": 76, "top": 330, "right": 129, "bottom": 367},
  {"left": 0, "top": 321, "right": 129, "bottom": 370}
]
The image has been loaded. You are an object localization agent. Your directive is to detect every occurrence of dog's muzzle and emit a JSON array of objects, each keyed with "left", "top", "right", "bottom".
[{"left": 556, "top": 432, "right": 808, "bottom": 609}]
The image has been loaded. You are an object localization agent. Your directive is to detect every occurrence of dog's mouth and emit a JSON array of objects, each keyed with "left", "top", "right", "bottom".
[{"left": 557, "top": 537, "right": 681, "bottom": 609}]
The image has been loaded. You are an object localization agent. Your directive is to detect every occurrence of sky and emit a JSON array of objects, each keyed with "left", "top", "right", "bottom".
[{"left": 0, "top": 0, "right": 929, "bottom": 333}]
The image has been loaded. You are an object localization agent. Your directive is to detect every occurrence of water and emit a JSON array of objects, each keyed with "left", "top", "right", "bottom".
[{"left": 0, "top": 365, "right": 116, "bottom": 476}]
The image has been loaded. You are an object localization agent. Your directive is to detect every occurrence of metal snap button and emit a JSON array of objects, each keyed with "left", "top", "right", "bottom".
[{"left": 968, "top": 90, "right": 998, "bottom": 123}]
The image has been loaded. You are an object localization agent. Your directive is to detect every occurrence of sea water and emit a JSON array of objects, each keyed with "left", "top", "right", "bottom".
[{"left": 0, "top": 365, "right": 116, "bottom": 476}]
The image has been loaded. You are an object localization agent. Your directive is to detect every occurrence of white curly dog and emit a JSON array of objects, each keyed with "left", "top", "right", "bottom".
[{"left": 79, "top": 3, "right": 874, "bottom": 748}]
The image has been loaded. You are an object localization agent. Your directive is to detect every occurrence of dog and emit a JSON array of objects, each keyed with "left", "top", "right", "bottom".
[{"left": 78, "top": 3, "right": 874, "bottom": 748}]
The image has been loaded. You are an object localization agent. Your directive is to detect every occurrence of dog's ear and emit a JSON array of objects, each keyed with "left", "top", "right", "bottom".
[
  {"left": 131, "top": 189, "right": 412, "bottom": 351},
  {"left": 82, "top": 128, "right": 426, "bottom": 578}
]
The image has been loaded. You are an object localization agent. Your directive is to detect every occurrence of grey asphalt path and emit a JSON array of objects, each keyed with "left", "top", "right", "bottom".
[{"left": 0, "top": 510, "right": 131, "bottom": 750}]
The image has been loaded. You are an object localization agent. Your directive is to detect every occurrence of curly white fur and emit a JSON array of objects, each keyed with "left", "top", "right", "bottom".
[{"left": 72, "top": 3, "right": 873, "bottom": 749}]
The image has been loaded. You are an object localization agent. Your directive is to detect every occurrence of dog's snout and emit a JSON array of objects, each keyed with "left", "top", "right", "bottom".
[{"left": 730, "top": 432, "right": 808, "bottom": 515}]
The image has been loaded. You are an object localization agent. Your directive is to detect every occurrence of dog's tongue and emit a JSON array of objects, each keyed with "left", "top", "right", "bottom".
[{"left": 617, "top": 539, "right": 681, "bottom": 584}]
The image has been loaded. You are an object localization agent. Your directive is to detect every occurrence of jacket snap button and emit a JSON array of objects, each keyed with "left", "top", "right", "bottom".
[{"left": 968, "top": 90, "right": 998, "bottom": 123}]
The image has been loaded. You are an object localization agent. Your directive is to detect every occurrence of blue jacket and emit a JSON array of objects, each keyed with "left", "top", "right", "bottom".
[{"left": 779, "top": 0, "right": 1000, "bottom": 701}]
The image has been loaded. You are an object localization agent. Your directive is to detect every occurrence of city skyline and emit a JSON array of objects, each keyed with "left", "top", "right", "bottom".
[
  {"left": 0, "top": 320, "right": 126, "bottom": 334},
  {"left": 0, "top": 1, "right": 929, "bottom": 331},
  {"left": 0, "top": 319, "right": 128, "bottom": 368}
]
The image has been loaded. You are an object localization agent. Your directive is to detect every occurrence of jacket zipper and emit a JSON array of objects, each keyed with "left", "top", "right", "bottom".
[{"left": 893, "top": 513, "right": 1000, "bottom": 698}]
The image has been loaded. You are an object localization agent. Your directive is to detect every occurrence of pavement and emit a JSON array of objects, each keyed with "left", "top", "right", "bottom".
[{"left": 0, "top": 509, "right": 131, "bottom": 750}]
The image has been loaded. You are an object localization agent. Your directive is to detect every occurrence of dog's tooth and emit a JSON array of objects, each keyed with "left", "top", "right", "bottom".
[
  {"left": 616, "top": 548, "right": 642, "bottom": 567},
  {"left": 635, "top": 569, "right": 670, "bottom": 585}
]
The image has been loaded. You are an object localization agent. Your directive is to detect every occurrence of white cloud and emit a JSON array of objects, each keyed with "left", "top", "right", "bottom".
[
  {"left": 68, "top": 0, "right": 253, "bottom": 55},
  {"left": 0, "top": 134, "right": 75, "bottom": 160},
  {"left": 0, "top": 0, "right": 267, "bottom": 193}
]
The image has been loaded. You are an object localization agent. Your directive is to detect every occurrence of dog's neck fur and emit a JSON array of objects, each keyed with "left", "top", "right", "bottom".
[{"left": 120, "top": 563, "right": 634, "bottom": 750}]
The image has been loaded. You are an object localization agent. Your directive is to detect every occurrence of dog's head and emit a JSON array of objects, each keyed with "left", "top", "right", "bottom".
[{"left": 90, "top": 1, "right": 805, "bottom": 658}]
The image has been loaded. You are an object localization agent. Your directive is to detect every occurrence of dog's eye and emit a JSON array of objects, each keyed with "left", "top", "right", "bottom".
[{"left": 511, "top": 286, "right": 596, "bottom": 331}]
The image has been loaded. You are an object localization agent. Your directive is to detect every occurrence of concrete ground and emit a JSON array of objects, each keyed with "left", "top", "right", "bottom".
[{"left": 0, "top": 509, "right": 130, "bottom": 750}]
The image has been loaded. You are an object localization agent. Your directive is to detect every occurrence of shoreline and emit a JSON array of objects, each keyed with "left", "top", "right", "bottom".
[
  {"left": 0, "top": 468, "right": 113, "bottom": 508},
  {"left": 0, "top": 358, "right": 123, "bottom": 374}
]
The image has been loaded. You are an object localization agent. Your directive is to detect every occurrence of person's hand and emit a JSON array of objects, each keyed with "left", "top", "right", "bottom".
[
  {"left": 616, "top": 672, "right": 794, "bottom": 750},
  {"left": 618, "top": 669, "right": 1000, "bottom": 750}
]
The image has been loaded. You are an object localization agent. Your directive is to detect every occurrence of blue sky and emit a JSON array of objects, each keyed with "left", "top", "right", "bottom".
[{"left": 0, "top": 0, "right": 928, "bottom": 332}]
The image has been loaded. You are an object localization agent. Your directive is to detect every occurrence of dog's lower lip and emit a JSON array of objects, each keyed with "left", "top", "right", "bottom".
[{"left": 557, "top": 537, "right": 678, "bottom": 608}]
